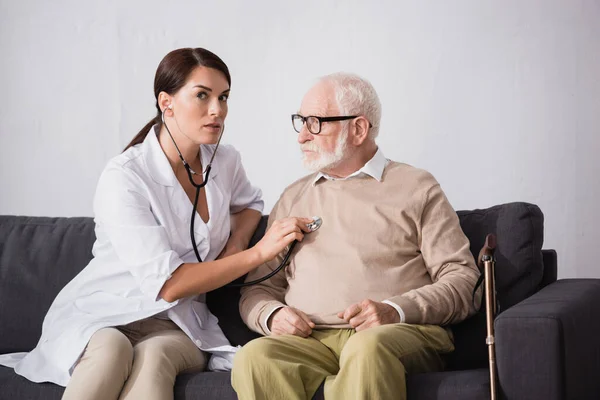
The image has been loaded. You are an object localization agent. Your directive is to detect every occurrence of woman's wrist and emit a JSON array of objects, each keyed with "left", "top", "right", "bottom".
[{"left": 246, "top": 245, "right": 266, "bottom": 267}]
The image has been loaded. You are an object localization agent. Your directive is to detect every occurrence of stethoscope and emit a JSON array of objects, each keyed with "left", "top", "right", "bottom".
[{"left": 161, "top": 108, "right": 322, "bottom": 287}]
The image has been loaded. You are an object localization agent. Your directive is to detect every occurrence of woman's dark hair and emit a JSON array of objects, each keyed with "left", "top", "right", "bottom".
[{"left": 123, "top": 48, "right": 231, "bottom": 151}]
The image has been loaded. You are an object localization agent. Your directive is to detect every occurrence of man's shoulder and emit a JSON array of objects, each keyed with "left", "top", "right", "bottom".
[
  {"left": 281, "top": 172, "right": 318, "bottom": 197},
  {"left": 268, "top": 173, "right": 317, "bottom": 217},
  {"left": 384, "top": 161, "right": 439, "bottom": 189}
]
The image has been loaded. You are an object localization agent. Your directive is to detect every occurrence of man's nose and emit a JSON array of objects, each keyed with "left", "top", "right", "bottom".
[{"left": 297, "top": 124, "right": 313, "bottom": 144}]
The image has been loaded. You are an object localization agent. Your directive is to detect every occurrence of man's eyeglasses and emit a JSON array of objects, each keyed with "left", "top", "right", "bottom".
[{"left": 291, "top": 114, "right": 359, "bottom": 135}]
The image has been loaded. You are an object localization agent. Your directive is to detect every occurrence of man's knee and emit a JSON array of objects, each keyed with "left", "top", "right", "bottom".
[
  {"left": 234, "top": 337, "right": 280, "bottom": 372},
  {"left": 342, "top": 324, "right": 425, "bottom": 363}
]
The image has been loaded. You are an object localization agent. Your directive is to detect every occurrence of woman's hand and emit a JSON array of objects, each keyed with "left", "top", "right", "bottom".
[{"left": 253, "top": 217, "right": 313, "bottom": 263}]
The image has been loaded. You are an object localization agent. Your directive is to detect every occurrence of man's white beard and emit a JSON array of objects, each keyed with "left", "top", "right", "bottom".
[{"left": 301, "top": 127, "right": 349, "bottom": 172}]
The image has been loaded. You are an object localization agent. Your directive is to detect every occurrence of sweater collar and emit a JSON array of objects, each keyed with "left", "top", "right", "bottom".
[{"left": 312, "top": 147, "right": 388, "bottom": 186}]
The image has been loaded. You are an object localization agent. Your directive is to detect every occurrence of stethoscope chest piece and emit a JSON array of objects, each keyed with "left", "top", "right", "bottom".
[{"left": 307, "top": 216, "right": 323, "bottom": 232}]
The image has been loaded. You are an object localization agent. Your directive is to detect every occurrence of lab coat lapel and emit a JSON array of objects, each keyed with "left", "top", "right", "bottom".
[
  {"left": 142, "top": 128, "right": 224, "bottom": 260},
  {"left": 167, "top": 147, "right": 223, "bottom": 261},
  {"left": 168, "top": 182, "right": 210, "bottom": 250}
]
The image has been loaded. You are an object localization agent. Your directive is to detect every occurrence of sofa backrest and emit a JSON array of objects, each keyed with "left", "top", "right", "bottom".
[
  {"left": 0, "top": 216, "right": 95, "bottom": 353},
  {"left": 0, "top": 201, "right": 546, "bottom": 367}
]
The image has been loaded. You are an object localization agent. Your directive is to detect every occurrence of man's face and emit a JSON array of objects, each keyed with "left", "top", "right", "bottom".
[{"left": 297, "top": 82, "right": 349, "bottom": 172}]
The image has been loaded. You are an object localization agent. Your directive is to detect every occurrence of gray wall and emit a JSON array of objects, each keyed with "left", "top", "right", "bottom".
[{"left": 1, "top": 0, "right": 599, "bottom": 278}]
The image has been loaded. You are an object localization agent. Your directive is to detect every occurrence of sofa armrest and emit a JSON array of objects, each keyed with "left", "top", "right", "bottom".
[
  {"left": 539, "top": 249, "right": 558, "bottom": 289},
  {"left": 495, "top": 279, "right": 600, "bottom": 400}
]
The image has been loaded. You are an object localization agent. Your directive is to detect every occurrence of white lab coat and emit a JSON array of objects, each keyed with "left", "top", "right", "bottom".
[{"left": 0, "top": 125, "right": 264, "bottom": 386}]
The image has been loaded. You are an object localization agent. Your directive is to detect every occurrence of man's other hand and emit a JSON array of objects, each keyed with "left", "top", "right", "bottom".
[
  {"left": 268, "top": 306, "right": 315, "bottom": 337},
  {"left": 337, "top": 299, "right": 400, "bottom": 332}
]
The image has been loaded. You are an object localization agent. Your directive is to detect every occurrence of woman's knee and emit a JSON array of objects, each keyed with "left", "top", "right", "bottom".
[
  {"left": 72, "top": 328, "right": 133, "bottom": 381},
  {"left": 87, "top": 328, "right": 133, "bottom": 365},
  {"left": 131, "top": 331, "right": 205, "bottom": 375}
]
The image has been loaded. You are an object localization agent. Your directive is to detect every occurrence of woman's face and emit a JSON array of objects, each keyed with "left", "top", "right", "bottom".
[{"left": 166, "top": 66, "right": 230, "bottom": 144}]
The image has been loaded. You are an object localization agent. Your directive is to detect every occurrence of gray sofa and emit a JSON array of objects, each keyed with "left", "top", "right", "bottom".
[{"left": 1, "top": 202, "right": 599, "bottom": 399}]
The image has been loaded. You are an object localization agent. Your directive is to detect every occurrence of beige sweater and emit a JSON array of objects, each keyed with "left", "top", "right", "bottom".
[{"left": 240, "top": 161, "right": 481, "bottom": 336}]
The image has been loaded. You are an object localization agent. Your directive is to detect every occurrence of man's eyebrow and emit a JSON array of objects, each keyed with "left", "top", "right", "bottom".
[{"left": 297, "top": 111, "right": 329, "bottom": 116}]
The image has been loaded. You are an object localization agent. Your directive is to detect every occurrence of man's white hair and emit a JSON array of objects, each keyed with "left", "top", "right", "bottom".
[{"left": 318, "top": 72, "right": 382, "bottom": 140}]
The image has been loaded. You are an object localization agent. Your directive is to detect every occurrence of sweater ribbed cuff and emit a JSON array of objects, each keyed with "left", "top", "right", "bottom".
[
  {"left": 387, "top": 295, "right": 421, "bottom": 324},
  {"left": 257, "top": 301, "right": 287, "bottom": 335},
  {"left": 382, "top": 300, "right": 405, "bottom": 323},
  {"left": 263, "top": 306, "right": 285, "bottom": 335}
]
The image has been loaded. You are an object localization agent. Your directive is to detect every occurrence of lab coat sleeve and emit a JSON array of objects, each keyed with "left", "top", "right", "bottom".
[
  {"left": 93, "top": 163, "right": 184, "bottom": 301},
  {"left": 229, "top": 149, "right": 264, "bottom": 214}
]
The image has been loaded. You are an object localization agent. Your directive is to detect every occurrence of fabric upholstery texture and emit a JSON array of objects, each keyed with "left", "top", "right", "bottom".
[{"left": 2, "top": 202, "right": 595, "bottom": 400}]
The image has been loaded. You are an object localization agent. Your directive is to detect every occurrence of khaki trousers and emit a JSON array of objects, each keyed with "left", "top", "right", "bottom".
[
  {"left": 62, "top": 318, "right": 207, "bottom": 400},
  {"left": 232, "top": 323, "right": 454, "bottom": 400}
]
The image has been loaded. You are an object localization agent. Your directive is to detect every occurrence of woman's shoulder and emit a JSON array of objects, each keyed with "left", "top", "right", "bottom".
[
  {"left": 109, "top": 144, "right": 145, "bottom": 169},
  {"left": 97, "top": 147, "right": 146, "bottom": 189}
]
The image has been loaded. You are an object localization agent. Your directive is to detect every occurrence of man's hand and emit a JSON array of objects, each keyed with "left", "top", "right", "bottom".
[
  {"left": 337, "top": 299, "right": 400, "bottom": 332},
  {"left": 268, "top": 306, "right": 315, "bottom": 337}
]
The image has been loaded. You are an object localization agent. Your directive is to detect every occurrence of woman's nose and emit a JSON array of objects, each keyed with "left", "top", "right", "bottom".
[{"left": 209, "top": 99, "right": 224, "bottom": 117}]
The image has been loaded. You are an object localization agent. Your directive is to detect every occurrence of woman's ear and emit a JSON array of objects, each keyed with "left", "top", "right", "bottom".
[{"left": 158, "top": 92, "right": 174, "bottom": 116}]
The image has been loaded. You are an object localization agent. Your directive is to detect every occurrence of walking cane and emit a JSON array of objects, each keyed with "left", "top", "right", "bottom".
[{"left": 478, "top": 234, "right": 498, "bottom": 400}]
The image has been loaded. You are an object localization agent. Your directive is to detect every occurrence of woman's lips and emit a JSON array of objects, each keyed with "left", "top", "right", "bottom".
[{"left": 203, "top": 124, "right": 222, "bottom": 132}]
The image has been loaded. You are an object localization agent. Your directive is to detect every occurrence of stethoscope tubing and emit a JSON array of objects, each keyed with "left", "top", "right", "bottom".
[{"left": 161, "top": 108, "right": 296, "bottom": 287}]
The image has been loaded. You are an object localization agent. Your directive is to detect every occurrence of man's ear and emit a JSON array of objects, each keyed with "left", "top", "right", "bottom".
[{"left": 350, "top": 116, "right": 371, "bottom": 146}]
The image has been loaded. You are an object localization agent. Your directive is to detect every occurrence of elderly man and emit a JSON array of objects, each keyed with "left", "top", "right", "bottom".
[{"left": 232, "top": 73, "right": 481, "bottom": 400}]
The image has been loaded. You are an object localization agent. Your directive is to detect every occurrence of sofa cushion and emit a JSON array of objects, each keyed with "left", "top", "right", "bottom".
[
  {"left": 406, "top": 369, "right": 491, "bottom": 400},
  {"left": 0, "top": 365, "right": 65, "bottom": 400},
  {"left": 458, "top": 202, "right": 545, "bottom": 311},
  {"left": 312, "top": 368, "right": 491, "bottom": 400},
  {"left": 0, "top": 366, "right": 236, "bottom": 400},
  {"left": 0, "top": 216, "right": 96, "bottom": 353},
  {"left": 446, "top": 202, "right": 545, "bottom": 370},
  {"left": 174, "top": 371, "right": 237, "bottom": 400}
]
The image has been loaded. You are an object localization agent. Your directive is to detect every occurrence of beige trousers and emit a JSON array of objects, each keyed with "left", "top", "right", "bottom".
[
  {"left": 232, "top": 323, "right": 454, "bottom": 400},
  {"left": 62, "top": 317, "right": 207, "bottom": 400}
]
